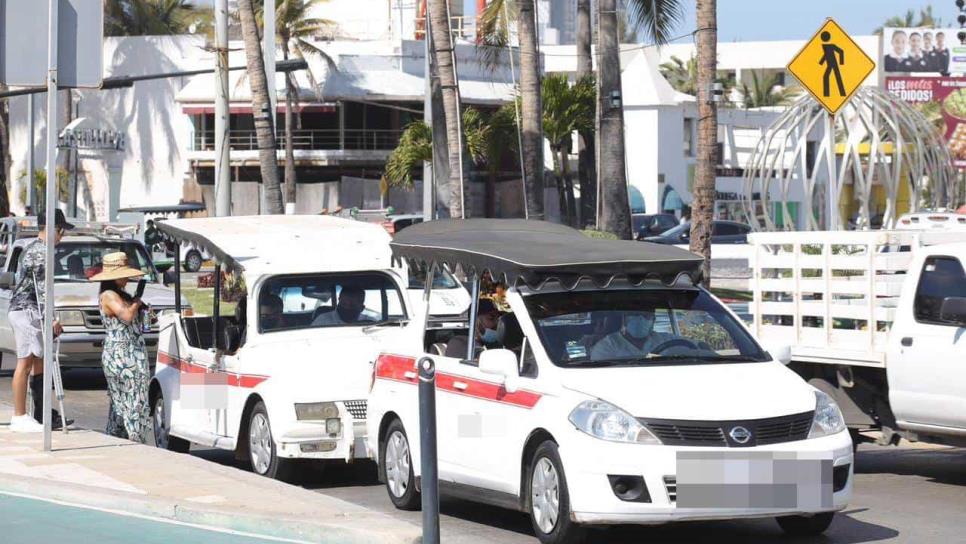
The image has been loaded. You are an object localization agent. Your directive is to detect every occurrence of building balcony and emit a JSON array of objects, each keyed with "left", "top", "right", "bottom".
[{"left": 191, "top": 128, "right": 403, "bottom": 153}]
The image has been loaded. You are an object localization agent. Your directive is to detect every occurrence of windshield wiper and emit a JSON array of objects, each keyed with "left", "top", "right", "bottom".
[
  {"left": 642, "top": 354, "right": 766, "bottom": 364},
  {"left": 363, "top": 318, "right": 410, "bottom": 332}
]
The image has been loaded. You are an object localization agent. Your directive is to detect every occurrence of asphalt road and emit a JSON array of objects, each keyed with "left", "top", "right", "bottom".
[{"left": 2, "top": 368, "right": 965, "bottom": 544}]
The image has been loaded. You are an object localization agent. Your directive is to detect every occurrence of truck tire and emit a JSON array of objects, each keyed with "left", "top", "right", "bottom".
[{"left": 776, "top": 512, "right": 835, "bottom": 536}]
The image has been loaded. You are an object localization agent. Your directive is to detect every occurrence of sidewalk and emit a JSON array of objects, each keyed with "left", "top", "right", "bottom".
[{"left": 0, "top": 403, "right": 420, "bottom": 544}]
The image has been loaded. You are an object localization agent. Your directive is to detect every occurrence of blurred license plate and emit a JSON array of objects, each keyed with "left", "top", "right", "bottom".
[{"left": 675, "top": 451, "right": 832, "bottom": 509}]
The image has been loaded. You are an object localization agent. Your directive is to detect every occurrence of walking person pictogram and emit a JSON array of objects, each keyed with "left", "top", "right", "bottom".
[{"left": 819, "top": 31, "right": 846, "bottom": 97}]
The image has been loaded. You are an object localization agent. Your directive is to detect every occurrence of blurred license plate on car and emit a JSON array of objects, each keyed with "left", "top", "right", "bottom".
[{"left": 675, "top": 451, "right": 832, "bottom": 509}]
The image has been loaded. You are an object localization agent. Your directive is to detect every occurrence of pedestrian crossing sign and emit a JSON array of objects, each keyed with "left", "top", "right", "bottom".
[{"left": 787, "top": 18, "right": 875, "bottom": 115}]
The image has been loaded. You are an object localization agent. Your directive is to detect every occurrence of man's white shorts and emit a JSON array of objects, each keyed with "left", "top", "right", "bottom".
[{"left": 8, "top": 309, "right": 43, "bottom": 359}]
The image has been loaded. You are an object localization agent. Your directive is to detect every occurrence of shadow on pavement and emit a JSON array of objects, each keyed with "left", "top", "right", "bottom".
[{"left": 856, "top": 447, "right": 966, "bottom": 486}]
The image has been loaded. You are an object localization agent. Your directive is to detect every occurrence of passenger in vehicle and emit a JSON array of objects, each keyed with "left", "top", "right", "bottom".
[
  {"left": 311, "top": 286, "right": 367, "bottom": 326},
  {"left": 589, "top": 311, "right": 674, "bottom": 360},
  {"left": 444, "top": 298, "right": 500, "bottom": 358},
  {"left": 259, "top": 293, "right": 285, "bottom": 331},
  {"left": 66, "top": 255, "right": 85, "bottom": 279}
]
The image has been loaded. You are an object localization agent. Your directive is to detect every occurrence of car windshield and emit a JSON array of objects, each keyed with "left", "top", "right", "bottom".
[
  {"left": 52, "top": 241, "right": 157, "bottom": 283},
  {"left": 408, "top": 267, "right": 459, "bottom": 290},
  {"left": 523, "top": 288, "right": 768, "bottom": 367}
]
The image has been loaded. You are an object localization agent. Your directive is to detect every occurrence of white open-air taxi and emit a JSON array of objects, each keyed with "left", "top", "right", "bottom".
[
  {"left": 151, "top": 215, "right": 416, "bottom": 479},
  {"left": 367, "top": 219, "right": 853, "bottom": 544}
]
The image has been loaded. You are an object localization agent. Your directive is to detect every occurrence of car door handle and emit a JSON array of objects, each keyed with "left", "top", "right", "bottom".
[
  {"left": 453, "top": 381, "right": 468, "bottom": 391},
  {"left": 901, "top": 337, "right": 913, "bottom": 347},
  {"left": 403, "top": 371, "right": 417, "bottom": 380}
]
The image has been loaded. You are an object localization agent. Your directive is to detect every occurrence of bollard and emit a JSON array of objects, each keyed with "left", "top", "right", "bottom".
[{"left": 418, "top": 356, "right": 440, "bottom": 544}]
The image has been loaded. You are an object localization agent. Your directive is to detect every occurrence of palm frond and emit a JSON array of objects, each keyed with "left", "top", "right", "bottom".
[
  {"left": 475, "top": 0, "right": 515, "bottom": 72},
  {"left": 625, "top": 0, "right": 686, "bottom": 45},
  {"left": 384, "top": 121, "right": 432, "bottom": 189}
]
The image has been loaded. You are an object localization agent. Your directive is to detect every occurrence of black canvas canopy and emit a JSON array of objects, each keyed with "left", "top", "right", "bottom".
[{"left": 391, "top": 219, "right": 704, "bottom": 289}]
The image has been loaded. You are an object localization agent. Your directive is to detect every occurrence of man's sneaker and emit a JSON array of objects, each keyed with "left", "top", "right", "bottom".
[{"left": 10, "top": 414, "right": 44, "bottom": 433}]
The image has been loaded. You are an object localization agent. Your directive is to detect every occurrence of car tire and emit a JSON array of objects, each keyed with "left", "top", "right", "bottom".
[
  {"left": 183, "top": 250, "right": 203, "bottom": 273},
  {"left": 381, "top": 418, "right": 420, "bottom": 511},
  {"left": 775, "top": 512, "right": 835, "bottom": 536},
  {"left": 528, "top": 441, "right": 585, "bottom": 544},
  {"left": 151, "top": 389, "right": 190, "bottom": 453},
  {"left": 247, "top": 401, "right": 292, "bottom": 480}
]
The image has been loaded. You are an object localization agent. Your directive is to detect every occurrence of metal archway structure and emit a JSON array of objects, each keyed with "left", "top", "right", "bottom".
[{"left": 742, "top": 87, "right": 957, "bottom": 231}]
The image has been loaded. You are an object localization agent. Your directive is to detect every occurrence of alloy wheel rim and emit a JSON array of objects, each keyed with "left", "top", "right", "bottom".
[
  {"left": 153, "top": 398, "right": 167, "bottom": 449},
  {"left": 249, "top": 413, "right": 272, "bottom": 475},
  {"left": 385, "top": 430, "right": 410, "bottom": 498},
  {"left": 531, "top": 457, "right": 560, "bottom": 534}
]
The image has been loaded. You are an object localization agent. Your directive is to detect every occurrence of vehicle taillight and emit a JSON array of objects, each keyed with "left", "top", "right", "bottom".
[{"left": 928, "top": 215, "right": 949, "bottom": 222}]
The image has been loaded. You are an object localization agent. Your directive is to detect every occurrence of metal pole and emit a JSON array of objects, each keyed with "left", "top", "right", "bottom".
[
  {"left": 212, "top": 264, "right": 221, "bottom": 349},
  {"left": 214, "top": 0, "right": 231, "bottom": 217},
  {"left": 422, "top": 18, "right": 433, "bottom": 222},
  {"left": 27, "top": 94, "right": 36, "bottom": 211},
  {"left": 42, "top": 0, "right": 60, "bottom": 452},
  {"left": 418, "top": 355, "right": 439, "bottom": 544},
  {"left": 173, "top": 243, "right": 182, "bottom": 313},
  {"left": 465, "top": 275, "right": 479, "bottom": 360}
]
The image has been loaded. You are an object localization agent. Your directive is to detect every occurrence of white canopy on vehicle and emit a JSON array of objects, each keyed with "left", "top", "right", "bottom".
[{"left": 155, "top": 215, "right": 394, "bottom": 277}]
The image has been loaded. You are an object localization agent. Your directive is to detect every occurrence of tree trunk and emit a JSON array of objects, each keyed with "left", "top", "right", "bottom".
[
  {"left": 0, "top": 89, "right": 10, "bottom": 217},
  {"left": 283, "top": 47, "right": 297, "bottom": 207},
  {"left": 690, "top": 0, "right": 717, "bottom": 286},
  {"left": 576, "top": 0, "right": 595, "bottom": 227},
  {"left": 559, "top": 146, "right": 576, "bottom": 227},
  {"left": 428, "top": 0, "right": 465, "bottom": 218},
  {"left": 238, "top": 0, "right": 283, "bottom": 214},
  {"left": 597, "top": 0, "right": 631, "bottom": 239},
  {"left": 517, "top": 0, "right": 544, "bottom": 220}
]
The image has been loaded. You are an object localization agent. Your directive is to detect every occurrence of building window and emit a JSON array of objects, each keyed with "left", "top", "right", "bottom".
[{"left": 683, "top": 118, "right": 694, "bottom": 157}]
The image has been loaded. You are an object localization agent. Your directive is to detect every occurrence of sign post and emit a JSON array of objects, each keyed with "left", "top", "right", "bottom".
[{"left": 787, "top": 18, "right": 875, "bottom": 229}]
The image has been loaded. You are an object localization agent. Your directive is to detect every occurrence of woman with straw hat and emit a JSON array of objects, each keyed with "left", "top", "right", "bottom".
[{"left": 92, "top": 252, "right": 151, "bottom": 443}]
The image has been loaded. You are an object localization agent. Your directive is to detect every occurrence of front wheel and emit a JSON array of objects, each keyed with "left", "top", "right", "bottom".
[
  {"left": 247, "top": 401, "right": 292, "bottom": 480},
  {"left": 381, "top": 419, "right": 420, "bottom": 510},
  {"left": 528, "top": 441, "right": 584, "bottom": 544},
  {"left": 151, "top": 389, "right": 190, "bottom": 453},
  {"left": 776, "top": 512, "right": 835, "bottom": 536}
]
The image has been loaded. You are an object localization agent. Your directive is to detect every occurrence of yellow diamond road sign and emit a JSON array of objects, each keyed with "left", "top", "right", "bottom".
[{"left": 787, "top": 18, "right": 875, "bottom": 115}]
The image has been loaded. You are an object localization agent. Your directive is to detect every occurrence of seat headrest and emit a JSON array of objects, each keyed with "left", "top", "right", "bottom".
[{"left": 496, "top": 313, "right": 524, "bottom": 350}]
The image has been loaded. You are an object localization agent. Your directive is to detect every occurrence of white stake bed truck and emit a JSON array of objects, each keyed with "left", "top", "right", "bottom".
[{"left": 749, "top": 230, "right": 966, "bottom": 448}]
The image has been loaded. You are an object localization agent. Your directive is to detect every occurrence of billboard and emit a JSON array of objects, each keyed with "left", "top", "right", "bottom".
[
  {"left": 881, "top": 27, "right": 965, "bottom": 74},
  {"left": 885, "top": 76, "right": 966, "bottom": 166}
]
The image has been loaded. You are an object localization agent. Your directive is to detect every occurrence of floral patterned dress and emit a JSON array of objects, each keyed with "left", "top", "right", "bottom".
[{"left": 100, "top": 302, "right": 150, "bottom": 443}]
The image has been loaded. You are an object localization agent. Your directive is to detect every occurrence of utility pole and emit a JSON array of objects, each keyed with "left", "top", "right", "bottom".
[
  {"left": 27, "top": 93, "right": 35, "bottom": 210},
  {"left": 214, "top": 0, "right": 231, "bottom": 217},
  {"left": 42, "top": 0, "right": 59, "bottom": 452}
]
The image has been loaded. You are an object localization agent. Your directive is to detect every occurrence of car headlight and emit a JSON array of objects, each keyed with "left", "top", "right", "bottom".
[
  {"left": 568, "top": 400, "right": 661, "bottom": 444},
  {"left": 808, "top": 390, "right": 846, "bottom": 438},
  {"left": 56, "top": 310, "right": 85, "bottom": 327},
  {"left": 295, "top": 402, "right": 339, "bottom": 421}
]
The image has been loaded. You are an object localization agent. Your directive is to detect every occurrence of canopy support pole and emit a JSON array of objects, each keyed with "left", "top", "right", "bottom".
[
  {"left": 174, "top": 244, "right": 182, "bottom": 313},
  {"left": 212, "top": 264, "right": 221, "bottom": 350},
  {"left": 465, "top": 274, "right": 480, "bottom": 361}
]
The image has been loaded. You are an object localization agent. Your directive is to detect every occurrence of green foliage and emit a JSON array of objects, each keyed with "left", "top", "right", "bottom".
[
  {"left": 875, "top": 6, "right": 942, "bottom": 34},
  {"left": 660, "top": 55, "right": 698, "bottom": 96},
  {"left": 383, "top": 121, "right": 432, "bottom": 189},
  {"left": 740, "top": 71, "right": 800, "bottom": 109},
  {"left": 105, "top": 0, "right": 212, "bottom": 36},
  {"left": 18, "top": 168, "right": 69, "bottom": 211},
  {"left": 624, "top": 0, "right": 686, "bottom": 46},
  {"left": 541, "top": 73, "right": 595, "bottom": 155},
  {"left": 581, "top": 229, "right": 618, "bottom": 240}
]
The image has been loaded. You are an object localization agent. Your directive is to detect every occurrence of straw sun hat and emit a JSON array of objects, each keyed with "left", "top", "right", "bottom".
[{"left": 90, "top": 252, "right": 144, "bottom": 282}]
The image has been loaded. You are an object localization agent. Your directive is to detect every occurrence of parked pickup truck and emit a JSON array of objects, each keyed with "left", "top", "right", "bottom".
[
  {"left": 748, "top": 229, "right": 966, "bottom": 449},
  {"left": 0, "top": 225, "right": 188, "bottom": 369}
]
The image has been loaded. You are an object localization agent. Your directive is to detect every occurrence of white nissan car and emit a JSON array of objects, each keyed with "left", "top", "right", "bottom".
[{"left": 367, "top": 219, "right": 853, "bottom": 543}]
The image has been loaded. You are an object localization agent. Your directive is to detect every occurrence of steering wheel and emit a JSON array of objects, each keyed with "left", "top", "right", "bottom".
[{"left": 649, "top": 338, "right": 700, "bottom": 354}]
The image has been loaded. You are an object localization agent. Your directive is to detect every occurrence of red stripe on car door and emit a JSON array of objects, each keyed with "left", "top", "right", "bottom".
[{"left": 157, "top": 351, "right": 268, "bottom": 389}]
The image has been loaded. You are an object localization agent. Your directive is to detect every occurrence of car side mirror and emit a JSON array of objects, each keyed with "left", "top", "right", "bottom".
[
  {"left": 765, "top": 342, "right": 792, "bottom": 365},
  {"left": 479, "top": 348, "right": 520, "bottom": 393},
  {"left": 940, "top": 297, "right": 966, "bottom": 327},
  {"left": 0, "top": 272, "right": 14, "bottom": 290}
]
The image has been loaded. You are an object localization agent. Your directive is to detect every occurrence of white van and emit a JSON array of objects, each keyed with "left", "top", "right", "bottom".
[
  {"left": 367, "top": 219, "right": 853, "bottom": 543},
  {"left": 150, "top": 215, "right": 413, "bottom": 479}
]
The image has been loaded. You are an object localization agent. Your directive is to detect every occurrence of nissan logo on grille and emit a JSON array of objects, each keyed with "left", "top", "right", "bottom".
[{"left": 729, "top": 426, "right": 752, "bottom": 444}]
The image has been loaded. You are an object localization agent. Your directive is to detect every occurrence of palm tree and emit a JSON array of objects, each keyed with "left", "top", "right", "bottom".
[
  {"left": 250, "top": 0, "right": 336, "bottom": 208},
  {"left": 740, "top": 71, "right": 800, "bottom": 108},
  {"left": 542, "top": 74, "right": 594, "bottom": 227},
  {"left": 691, "top": 0, "right": 716, "bottom": 285},
  {"left": 105, "top": 0, "right": 211, "bottom": 36},
  {"left": 477, "top": 0, "right": 544, "bottom": 220},
  {"left": 875, "top": 6, "right": 942, "bottom": 34},
  {"left": 238, "top": 0, "right": 284, "bottom": 213},
  {"left": 0, "top": 89, "right": 10, "bottom": 216},
  {"left": 596, "top": 0, "right": 685, "bottom": 239},
  {"left": 428, "top": 0, "right": 466, "bottom": 218},
  {"left": 660, "top": 55, "right": 698, "bottom": 96},
  {"left": 575, "top": 0, "right": 595, "bottom": 227}
]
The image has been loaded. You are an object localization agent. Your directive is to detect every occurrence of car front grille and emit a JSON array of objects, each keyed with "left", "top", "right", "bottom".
[
  {"left": 663, "top": 476, "right": 677, "bottom": 503},
  {"left": 81, "top": 309, "right": 162, "bottom": 332},
  {"left": 342, "top": 400, "right": 367, "bottom": 421},
  {"left": 639, "top": 411, "right": 814, "bottom": 448}
]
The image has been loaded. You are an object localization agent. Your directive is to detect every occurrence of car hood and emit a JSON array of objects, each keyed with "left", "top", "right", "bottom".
[
  {"left": 54, "top": 282, "right": 184, "bottom": 309},
  {"left": 560, "top": 362, "right": 815, "bottom": 420}
]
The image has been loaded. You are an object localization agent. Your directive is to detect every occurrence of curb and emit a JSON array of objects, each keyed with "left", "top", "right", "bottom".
[{"left": 0, "top": 473, "right": 420, "bottom": 544}]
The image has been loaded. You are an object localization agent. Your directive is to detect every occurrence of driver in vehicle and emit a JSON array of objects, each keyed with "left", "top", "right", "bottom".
[
  {"left": 589, "top": 311, "right": 674, "bottom": 360},
  {"left": 311, "top": 286, "right": 367, "bottom": 326},
  {"left": 259, "top": 293, "right": 285, "bottom": 331}
]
